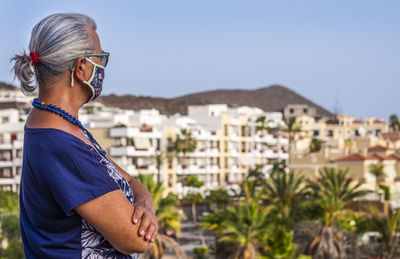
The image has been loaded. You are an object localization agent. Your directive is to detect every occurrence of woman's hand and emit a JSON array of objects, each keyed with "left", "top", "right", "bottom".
[{"left": 132, "top": 200, "right": 158, "bottom": 242}]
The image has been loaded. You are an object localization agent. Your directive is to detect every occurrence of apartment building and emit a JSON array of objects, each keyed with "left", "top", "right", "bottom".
[
  {"left": 97, "top": 104, "right": 288, "bottom": 195},
  {"left": 290, "top": 114, "right": 392, "bottom": 179},
  {"left": 0, "top": 109, "right": 24, "bottom": 192}
]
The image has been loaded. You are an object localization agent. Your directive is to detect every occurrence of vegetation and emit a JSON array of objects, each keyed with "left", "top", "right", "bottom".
[
  {"left": 389, "top": 114, "right": 400, "bottom": 132},
  {"left": 280, "top": 117, "right": 302, "bottom": 165},
  {"left": 184, "top": 175, "right": 204, "bottom": 225},
  {"left": 309, "top": 138, "right": 322, "bottom": 153},
  {"left": 138, "top": 174, "right": 186, "bottom": 259},
  {"left": 152, "top": 151, "right": 165, "bottom": 183},
  {"left": 173, "top": 128, "right": 197, "bottom": 166},
  {"left": 369, "top": 163, "right": 386, "bottom": 189},
  {"left": 0, "top": 191, "right": 24, "bottom": 259}
]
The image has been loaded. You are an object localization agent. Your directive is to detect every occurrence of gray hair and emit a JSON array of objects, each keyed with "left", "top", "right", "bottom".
[{"left": 11, "top": 13, "right": 97, "bottom": 95}]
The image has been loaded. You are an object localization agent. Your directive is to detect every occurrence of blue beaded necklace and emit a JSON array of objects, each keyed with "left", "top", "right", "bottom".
[{"left": 31, "top": 98, "right": 84, "bottom": 130}]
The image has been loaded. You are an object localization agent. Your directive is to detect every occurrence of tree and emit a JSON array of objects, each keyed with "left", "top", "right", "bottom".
[
  {"left": 218, "top": 201, "right": 272, "bottom": 259},
  {"left": 389, "top": 114, "right": 400, "bottom": 132},
  {"left": 207, "top": 189, "right": 230, "bottom": 211},
  {"left": 263, "top": 162, "right": 308, "bottom": 220},
  {"left": 307, "top": 168, "right": 370, "bottom": 259},
  {"left": 173, "top": 129, "right": 197, "bottom": 167},
  {"left": 138, "top": 174, "right": 186, "bottom": 259},
  {"left": 255, "top": 116, "right": 272, "bottom": 134},
  {"left": 369, "top": 163, "right": 385, "bottom": 189},
  {"left": 369, "top": 206, "right": 400, "bottom": 259},
  {"left": 152, "top": 151, "right": 165, "bottom": 183},
  {"left": 280, "top": 117, "right": 302, "bottom": 165},
  {"left": 184, "top": 175, "right": 204, "bottom": 225},
  {"left": 309, "top": 138, "right": 322, "bottom": 153},
  {"left": 0, "top": 191, "right": 23, "bottom": 259}
]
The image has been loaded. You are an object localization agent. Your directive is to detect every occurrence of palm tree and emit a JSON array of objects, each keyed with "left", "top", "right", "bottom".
[
  {"left": 152, "top": 151, "right": 165, "bottom": 183},
  {"left": 263, "top": 163, "right": 308, "bottom": 219},
  {"left": 309, "top": 138, "right": 322, "bottom": 153},
  {"left": 389, "top": 114, "right": 400, "bottom": 132},
  {"left": 174, "top": 128, "right": 197, "bottom": 167},
  {"left": 218, "top": 201, "right": 272, "bottom": 259},
  {"left": 307, "top": 168, "right": 370, "bottom": 259},
  {"left": 370, "top": 163, "right": 386, "bottom": 189},
  {"left": 369, "top": 206, "right": 400, "bottom": 259},
  {"left": 240, "top": 179, "right": 264, "bottom": 204},
  {"left": 255, "top": 115, "right": 272, "bottom": 133},
  {"left": 280, "top": 117, "right": 302, "bottom": 166},
  {"left": 138, "top": 173, "right": 187, "bottom": 259}
]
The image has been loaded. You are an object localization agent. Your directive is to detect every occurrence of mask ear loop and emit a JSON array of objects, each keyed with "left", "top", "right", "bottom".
[{"left": 70, "top": 64, "right": 76, "bottom": 87}]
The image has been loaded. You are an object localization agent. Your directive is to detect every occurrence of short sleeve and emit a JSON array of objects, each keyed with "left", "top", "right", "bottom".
[
  {"left": 82, "top": 128, "right": 107, "bottom": 156},
  {"left": 44, "top": 134, "right": 119, "bottom": 216}
]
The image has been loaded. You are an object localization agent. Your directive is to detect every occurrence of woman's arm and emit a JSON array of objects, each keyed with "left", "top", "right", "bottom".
[
  {"left": 75, "top": 189, "right": 150, "bottom": 254},
  {"left": 106, "top": 155, "right": 158, "bottom": 242}
]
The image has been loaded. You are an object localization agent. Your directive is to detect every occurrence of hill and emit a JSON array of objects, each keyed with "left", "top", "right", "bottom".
[{"left": 96, "top": 85, "right": 333, "bottom": 116}]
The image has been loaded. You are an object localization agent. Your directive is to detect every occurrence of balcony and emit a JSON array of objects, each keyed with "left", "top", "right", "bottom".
[
  {"left": 110, "top": 146, "right": 154, "bottom": 157},
  {"left": 0, "top": 161, "right": 13, "bottom": 168},
  {"left": 0, "top": 143, "right": 12, "bottom": 150},
  {"left": 176, "top": 165, "right": 219, "bottom": 175},
  {"left": 126, "top": 164, "right": 157, "bottom": 176}
]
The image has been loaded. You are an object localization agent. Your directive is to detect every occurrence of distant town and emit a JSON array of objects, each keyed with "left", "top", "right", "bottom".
[{"left": 0, "top": 82, "right": 397, "bottom": 201}]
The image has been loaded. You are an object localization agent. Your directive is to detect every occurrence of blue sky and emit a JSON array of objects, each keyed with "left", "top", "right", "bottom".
[{"left": 1, "top": 0, "right": 399, "bottom": 120}]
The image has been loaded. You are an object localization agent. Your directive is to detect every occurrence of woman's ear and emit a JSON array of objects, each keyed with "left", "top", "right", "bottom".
[{"left": 74, "top": 57, "right": 87, "bottom": 82}]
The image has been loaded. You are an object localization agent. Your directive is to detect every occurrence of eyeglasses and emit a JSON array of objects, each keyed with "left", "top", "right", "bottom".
[{"left": 69, "top": 51, "right": 110, "bottom": 71}]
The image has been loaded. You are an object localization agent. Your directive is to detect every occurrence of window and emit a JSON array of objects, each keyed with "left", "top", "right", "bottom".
[
  {"left": 167, "top": 138, "right": 173, "bottom": 152},
  {"left": 355, "top": 130, "right": 360, "bottom": 137},
  {"left": 303, "top": 108, "right": 308, "bottom": 114},
  {"left": 2, "top": 117, "right": 8, "bottom": 123},
  {"left": 241, "top": 126, "right": 246, "bottom": 137},
  {"left": 156, "top": 139, "right": 161, "bottom": 151},
  {"left": 168, "top": 158, "right": 173, "bottom": 169},
  {"left": 247, "top": 126, "right": 251, "bottom": 137},
  {"left": 290, "top": 108, "right": 294, "bottom": 114},
  {"left": 224, "top": 141, "right": 228, "bottom": 153},
  {"left": 376, "top": 129, "right": 381, "bottom": 136},
  {"left": 217, "top": 157, "right": 220, "bottom": 168},
  {"left": 327, "top": 130, "right": 334, "bottom": 137},
  {"left": 241, "top": 141, "right": 246, "bottom": 153},
  {"left": 224, "top": 157, "right": 229, "bottom": 169},
  {"left": 224, "top": 124, "right": 228, "bottom": 136}
]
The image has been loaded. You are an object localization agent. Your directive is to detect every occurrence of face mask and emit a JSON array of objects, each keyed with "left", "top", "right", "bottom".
[
  {"left": 70, "top": 57, "right": 105, "bottom": 103},
  {"left": 82, "top": 58, "right": 105, "bottom": 102}
]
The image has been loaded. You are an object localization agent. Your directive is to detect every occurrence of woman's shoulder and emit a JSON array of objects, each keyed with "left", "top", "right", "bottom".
[{"left": 24, "top": 124, "right": 93, "bottom": 157}]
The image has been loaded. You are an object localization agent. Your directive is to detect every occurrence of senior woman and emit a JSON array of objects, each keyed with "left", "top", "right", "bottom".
[{"left": 11, "top": 13, "right": 158, "bottom": 258}]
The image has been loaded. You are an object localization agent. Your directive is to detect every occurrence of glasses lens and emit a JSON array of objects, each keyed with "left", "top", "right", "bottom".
[{"left": 102, "top": 56, "right": 108, "bottom": 67}]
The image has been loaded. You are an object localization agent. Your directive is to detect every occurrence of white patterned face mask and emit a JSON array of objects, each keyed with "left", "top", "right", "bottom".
[{"left": 81, "top": 58, "right": 105, "bottom": 102}]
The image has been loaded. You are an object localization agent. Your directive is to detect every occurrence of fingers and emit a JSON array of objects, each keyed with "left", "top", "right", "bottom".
[
  {"left": 149, "top": 223, "right": 159, "bottom": 242},
  {"left": 138, "top": 211, "right": 152, "bottom": 237},
  {"left": 141, "top": 212, "right": 158, "bottom": 242},
  {"left": 132, "top": 206, "right": 144, "bottom": 224},
  {"left": 145, "top": 224, "right": 156, "bottom": 241}
]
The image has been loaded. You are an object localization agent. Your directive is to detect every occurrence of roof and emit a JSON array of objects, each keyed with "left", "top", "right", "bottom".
[
  {"left": 382, "top": 132, "right": 400, "bottom": 142},
  {"left": 353, "top": 120, "right": 363, "bottom": 124},
  {"left": 373, "top": 119, "right": 385, "bottom": 124},
  {"left": 390, "top": 154, "right": 400, "bottom": 161},
  {"left": 367, "top": 145, "right": 392, "bottom": 152},
  {"left": 335, "top": 153, "right": 397, "bottom": 162}
]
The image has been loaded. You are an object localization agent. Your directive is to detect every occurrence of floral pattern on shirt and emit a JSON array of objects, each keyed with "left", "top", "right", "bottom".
[{"left": 80, "top": 129, "right": 138, "bottom": 259}]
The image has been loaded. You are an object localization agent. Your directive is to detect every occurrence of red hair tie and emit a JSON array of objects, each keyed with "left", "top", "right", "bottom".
[{"left": 30, "top": 51, "right": 39, "bottom": 66}]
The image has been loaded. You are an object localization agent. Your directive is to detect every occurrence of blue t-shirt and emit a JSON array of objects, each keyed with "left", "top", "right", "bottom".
[{"left": 20, "top": 125, "right": 140, "bottom": 259}]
